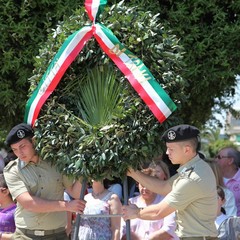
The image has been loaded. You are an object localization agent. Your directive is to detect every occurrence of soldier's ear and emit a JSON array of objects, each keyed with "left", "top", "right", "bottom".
[{"left": 184, "top": 144, "right": 191, "bottom": 153}]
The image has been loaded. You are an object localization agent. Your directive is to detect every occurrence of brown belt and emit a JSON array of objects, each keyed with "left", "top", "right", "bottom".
[
  {"left": 17, "top": 227, "right": 65, "bottom": 236},
  {"left": 179, "top": 237, "right": 218, "bottom": 240}
]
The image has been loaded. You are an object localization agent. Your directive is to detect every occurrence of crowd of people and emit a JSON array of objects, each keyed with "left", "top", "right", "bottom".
[{"left": 0, "top": 122, "right": 240, "bottom": 240}]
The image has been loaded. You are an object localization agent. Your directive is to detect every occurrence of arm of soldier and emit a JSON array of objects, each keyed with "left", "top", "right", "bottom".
[
  {"left": 4, "top": 162, "right": 85, "bottom": 213},
  {"left": 122, "top": 200, "right": 175, "bottom": 221},
  {"left": 127, "top": 168, "right": 173, "bottom": 196},
  {"left": 16, "top": 191, "right": 85, "bottom": 213}
]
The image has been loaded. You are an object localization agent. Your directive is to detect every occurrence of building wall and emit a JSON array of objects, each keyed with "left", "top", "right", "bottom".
[{"left": 226, "top": 111, "right": 240, "bottom": 149}]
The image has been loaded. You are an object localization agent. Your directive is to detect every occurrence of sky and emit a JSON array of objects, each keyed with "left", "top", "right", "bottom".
[
  {"left": 233, "top": 76, "right": 240, "bottom": 110},
  {"left": 215, "top": 76, "right": 240, "bottom": 133}
]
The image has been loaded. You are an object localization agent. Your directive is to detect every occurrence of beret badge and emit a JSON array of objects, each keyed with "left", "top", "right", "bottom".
[
  {"left": 167, "top": 130, "right": 176, "bottom": 140},
  {"left": 17, "top": 130, "right": 26, "bottom": 139}
]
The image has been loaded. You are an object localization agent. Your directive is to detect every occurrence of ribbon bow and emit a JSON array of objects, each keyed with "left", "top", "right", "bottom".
[{"left": 24, "top": 0, "right": 177, "bottom": 126}]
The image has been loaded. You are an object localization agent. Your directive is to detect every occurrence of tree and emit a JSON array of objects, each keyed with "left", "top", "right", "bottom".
[
  {"left": 201, "top": 126, "right": 238, "bottom": 157},
  {"left": 0, "top": 0, "right": 82, "bottom": 144},
  {"left": 138, "top": 0, "right": 240, "bottom": 127},
  {"left": 208, "top": 139, "right": 237, "bottom": 158}
]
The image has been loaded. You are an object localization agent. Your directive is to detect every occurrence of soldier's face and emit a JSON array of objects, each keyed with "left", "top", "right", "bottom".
[
  {"left": 11, "top": 138, "right": 36, "bottom": 163},
  {"left": 166, "top": 142, "right": 185, "bottom": 164}
]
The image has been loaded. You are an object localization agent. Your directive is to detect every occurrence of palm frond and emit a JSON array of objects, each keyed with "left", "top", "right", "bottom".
[{"left": 75, "top": 66, "right": 124, "bottom": 126}]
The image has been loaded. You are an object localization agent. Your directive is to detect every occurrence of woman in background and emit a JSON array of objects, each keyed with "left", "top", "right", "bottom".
[
  {"left": 121, "top": 160, "right": 179, "bottom": 240},
  {"left": 205, "top": 159, "right": 237, "bottom": 217},
  {"left": 215, "top": 186, "right": 228, "bottom": 230},
  {"left": 0, "top": 173, "right": 16, "bottom": 239},
  {"left": 78, "top": 179, "right": 122, "bottom": 240}
]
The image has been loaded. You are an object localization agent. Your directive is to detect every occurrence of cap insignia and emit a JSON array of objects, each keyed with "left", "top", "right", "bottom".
[
  {"left": 17, "top": 130, "right": 26, "bottom": 139},
  {"left": 167, "top": 130, "right": 176, "bottom": 140}
]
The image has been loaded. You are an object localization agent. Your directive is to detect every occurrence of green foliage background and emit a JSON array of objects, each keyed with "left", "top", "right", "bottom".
[
  {"left": 140, "top": 0, "right": 240, "bottom": 126},
  {"left": 30, "top": 1, "right": 186, "bottom": 180},
  {"left": 208, "top": 139, "right": 237, "bottom": 158},
  {"left": 0, "top": 0, "right": 81, "bottom": 144}
]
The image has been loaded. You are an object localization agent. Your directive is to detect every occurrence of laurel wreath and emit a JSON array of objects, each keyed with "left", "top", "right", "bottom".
[{"left": 29, "top": 1, "right": 185, "bottom": 181}]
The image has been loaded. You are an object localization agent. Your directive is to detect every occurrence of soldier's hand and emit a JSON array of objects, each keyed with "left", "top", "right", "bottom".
[
  {"left": 66, "top": 199, "right": 86, "bottom": 214},
  {"left": 122, "top": 203, "right": 139, "bottom": 221},
  {"left": 127, "top": 167, "right": 135, "bottom": 177}
]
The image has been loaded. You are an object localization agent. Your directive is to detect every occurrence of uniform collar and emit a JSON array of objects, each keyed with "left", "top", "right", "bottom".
[
  {"left": 177, "top": 154, "right": 201, "bottom": 174},
  {"left": 18, "top": 158, "right": 40, "bottom": 169}
]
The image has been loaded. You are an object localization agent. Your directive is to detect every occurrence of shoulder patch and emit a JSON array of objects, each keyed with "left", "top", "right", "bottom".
[{"left": 3, "top": 159, "right": 18, "bottom": 171}]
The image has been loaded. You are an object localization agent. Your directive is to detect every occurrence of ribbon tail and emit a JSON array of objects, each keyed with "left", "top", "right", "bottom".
[
  {"left": 93, "top": 24, "right": 177, "bottom": 123},
  {"left": 24, "top": 26, "right": 93, "bottom": 126}
]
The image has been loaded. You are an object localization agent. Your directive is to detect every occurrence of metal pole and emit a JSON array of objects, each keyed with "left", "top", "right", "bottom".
[
  {"left": 73, "top": 178, "right": 87, "bottom": 240},
  {"left": 123, "top": 176, "right": 131, "bottom": 240}
]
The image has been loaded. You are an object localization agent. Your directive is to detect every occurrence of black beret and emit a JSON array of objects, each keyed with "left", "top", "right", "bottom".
[
  {"left": 162, "top": 124, "right": 200, "bottom": 143},
  {"left": 5, "top": 123, "right": 34, "bottom": 146}
]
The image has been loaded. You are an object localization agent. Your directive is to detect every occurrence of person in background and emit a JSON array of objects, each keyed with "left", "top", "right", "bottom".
[
  {"left": 64, "top": 191, "right": 75, "bottom": 239},
  {"left": 3, "top": 123, "right": 86, "bottom": 240},
  {"left": 121, "top": 160, "right": 179, "bottom": 240},
  {"left": 148, "top": 159, "right": 170, "bottom": 180},
  {"left": 0, "top": 154, "right": 5, "bottom": 174},
  {"left": 3, "top": 151, "right": 17, "bottom": 168},
  {"left": 78, "top": 179, "right": 122, "bottom": 240},
  {"left": 0, "top": 173, "right": 16, "bottom": 240},
  {"left": 0, "top": 151, "right": 17, "bottom": 175},
  {"left": 88, "top": 177, "right": 123, "bottom": 201},
  {"left": 215, "top": 186, "right": 228, "bottom": 231},
  {"left": 106, "top": 178, "right": 123, "bottom": 201},
  {"left": 65, "top": 187, "right": 90, "bottom": 239},
  {"left": 215, "top": 147, "right": 240, "bottom": 216},
  {"left": 154, "top": 153, "right": 179, "bottom": 177},
  {"left": 205, "top": 159, "right": 237, "bottom": 217},
  {"left": 122, "top": 124, "right": 218, "bottom": 239}
]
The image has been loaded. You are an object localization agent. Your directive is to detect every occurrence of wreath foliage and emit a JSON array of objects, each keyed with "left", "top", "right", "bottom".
[{"left": 29, "top": 1, "right": 186, "bottom": 181}]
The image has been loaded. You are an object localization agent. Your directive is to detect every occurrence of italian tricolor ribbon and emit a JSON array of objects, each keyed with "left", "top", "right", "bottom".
[{"left": 24, "top": 0, "right": 177, "bottom": 126}]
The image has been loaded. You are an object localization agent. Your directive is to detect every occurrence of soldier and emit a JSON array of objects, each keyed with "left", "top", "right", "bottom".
[
  {"left": 122, "top": 124, "right": 218, "bottom": 240},
  {"left": 3, "top": 123, "right": 85, "bottom": 240}
]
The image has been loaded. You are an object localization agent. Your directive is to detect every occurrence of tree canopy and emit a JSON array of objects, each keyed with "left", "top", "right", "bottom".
[
  {"left": 157, "top": 0, "right": 240, "bottom": 126},
  {"left": 0, "top": 0, "right": 80, "bottom": 144}
]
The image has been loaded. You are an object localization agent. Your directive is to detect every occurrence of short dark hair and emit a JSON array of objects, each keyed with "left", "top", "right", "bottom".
[
  {"left": 4, "top": 151, "right": 17, "bottom": 165},
  {"left": 217, "top": 185, "right": 226, "bottom": 215}
]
